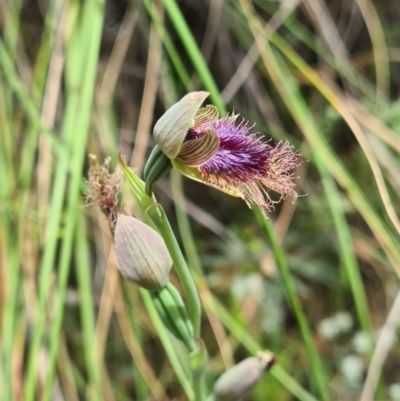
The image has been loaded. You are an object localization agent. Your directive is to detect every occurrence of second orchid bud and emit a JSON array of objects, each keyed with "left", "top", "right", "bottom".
[
  {"left": 114, "top": 214, "right": 172, "bottom": 291},
  {"left": 213, "top": 351, "right": 276, "bottom": 401}
]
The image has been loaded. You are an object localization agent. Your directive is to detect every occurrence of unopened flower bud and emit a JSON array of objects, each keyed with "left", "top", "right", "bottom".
[
  {"left": 213, "top": 351, "right": 276, "bottom": 401},
  {"left": 114, "top": 214, "right": 172, "bottom": 291}
]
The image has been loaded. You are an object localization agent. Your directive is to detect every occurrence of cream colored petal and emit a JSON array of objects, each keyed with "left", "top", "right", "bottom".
[
  {"left": 153, "top": 92, "right": 210, "bottom": 159},
  {"left": 178, "top": 128, "right": 220, "bottom": 167}
]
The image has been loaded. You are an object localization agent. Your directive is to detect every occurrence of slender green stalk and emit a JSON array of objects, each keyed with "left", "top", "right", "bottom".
[
  {"left": 0, "top": 41, "right": 62, "bottom": 153},
  {"left": 0, "top": 224, "right": 20, "bottom": 401},
  {"left": 161, "top": 0, "right": 224, "bottom": 112},
  {"left": 142, "top": 0, "right": 192, "bottom": 91},
  {"left": 75, "top": 215, "right": 103, "bottom": 400},
  {"left": 148, "top": 206, "right": 202, "bottom": 335},
  {"left": 170, "top": 176, "right": 209, "bottom": 400},
  {"left": 0, "top": 41, "right": 19, "bottom": 399},
  {"left": 171, "top": 170, "right": 202, "bottom": 273},
  {"left": 120, "top": 284, "right": 153, "bottom": 401},
  {"left": 140, "top": 289, "right": 195, "bottom": 401},
  {"left": 315, "top": 154, "right": 372, "bottom": 334},
  {"left": 194, "top": 376, "right": 207, "bottom": 401},
  {"left": 120, "top": 159, "right": 204, "bottom": 399},
  {"left": 23, "top": 0, "right": 106, "bottom": 398}
]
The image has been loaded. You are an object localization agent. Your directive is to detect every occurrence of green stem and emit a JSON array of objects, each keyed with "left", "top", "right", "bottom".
[
  {"left": 140, "top": 289, "right": 195, "bottom": 401},
  {"left": 75, "top": 215, "right": 103, "bottom": 400},
  {"left": 149, "top": 207, "right": 202, "bottom": 338},
  {"left": 194, "top": 376, "right": 206, "bottom": 401},
  {"left": 315, "top": 154, "right": 372, "bottom": 335}
]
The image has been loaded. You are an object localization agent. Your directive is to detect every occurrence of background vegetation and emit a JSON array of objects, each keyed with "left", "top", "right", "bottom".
[{"left": 1, "top": 0, "right": 400, "bottom": 400}]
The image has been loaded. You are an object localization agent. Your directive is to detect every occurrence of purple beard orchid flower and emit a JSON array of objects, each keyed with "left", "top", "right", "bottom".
[{"left": 152, "top": 92, "right": 304, "bottom": 215}]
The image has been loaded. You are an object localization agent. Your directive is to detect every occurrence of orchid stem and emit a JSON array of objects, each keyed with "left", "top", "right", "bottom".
[
  {"left": 194, "top": 375, "right": 207, "bottom": 401},
  {"left": 147, "top": 206, "right": 204, "bottom": 401},
  {"left": 149, "top": 206, "right": 202, "bottom": 337}
]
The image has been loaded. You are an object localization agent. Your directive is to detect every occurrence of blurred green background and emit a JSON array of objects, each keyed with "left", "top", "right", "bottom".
[{"left": 1, "top": 0, "right": 400, "bottom": 400}]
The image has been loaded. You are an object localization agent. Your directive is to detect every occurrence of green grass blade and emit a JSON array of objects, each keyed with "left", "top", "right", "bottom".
[
  {"left": 161, "top": 0, "right": 224, "bottom": 112},
  {"left": 23, "top": 0, "right": 106, "bottom": 397},
  {"left": 315, "top": 154, "right": 372, "bottom": 335},
  {"left": 143, "top": 0, "right": 192, "bottom": 91},
  {"left": 42, "top": 0, "right": 107, "bottom": 396},
  {"left": 75, "top": 214, "right": 103, "bottom": 400}
]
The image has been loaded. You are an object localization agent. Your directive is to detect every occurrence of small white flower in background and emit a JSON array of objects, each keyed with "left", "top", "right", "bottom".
[
  {"left": 335, "top": 311, "right": 353, "bottom": 332},
  {"left": 318, "top": 311, "right": 353, "bottom": 340},
  {"left": 231, "top": 273, "right": 264, "bottom": 302},
  {"left": 353, "top": 331, "right": 373, "bottom": 354},
  {"left": 340, "top": 355, "right": 364, "bottom": 386},
  {"left": 318, "top": 318, "right": 338, "bottom": 340}
]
